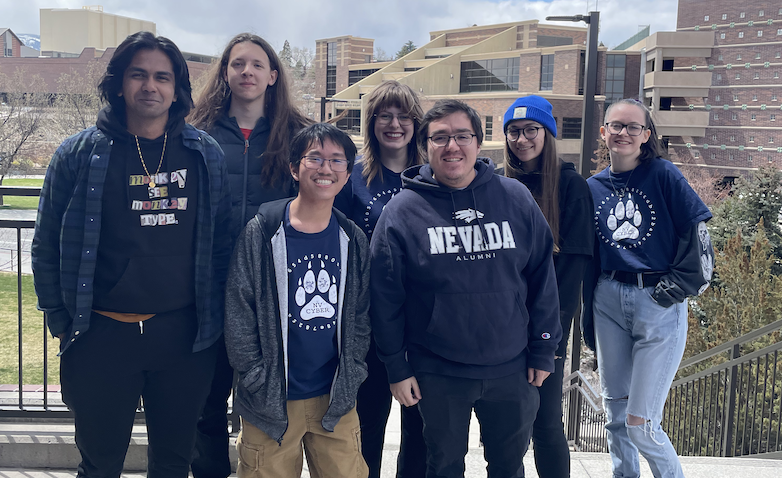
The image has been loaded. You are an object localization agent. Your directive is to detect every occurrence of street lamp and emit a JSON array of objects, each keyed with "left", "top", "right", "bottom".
[
  {"left": 320, "top": 97, "right": 350, "bottom": 122},
  {"left": 546, "top": 11, "right": 600, "bottom": 180}
]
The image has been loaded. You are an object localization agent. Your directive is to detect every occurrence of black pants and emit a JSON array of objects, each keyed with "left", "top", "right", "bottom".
[
  {"left": 532, "top": 356, "right": 569, "bottom": 478},
  {"left": 191, "top": 337, "right": 234, "bottom": 478},
  {"left": 416, "top": 370, "right": 539, "bottom": 478},
  {"left": 60, "top": 309, "right": 216, "bottom": 478},
  {"left": 357, "top": 340, "right": 427, "bottom": 478}
]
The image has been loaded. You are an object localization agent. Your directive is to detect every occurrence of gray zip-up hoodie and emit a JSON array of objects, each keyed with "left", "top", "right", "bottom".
[{"left": 224, "top": 198, "right": 371, "bottom": 443}]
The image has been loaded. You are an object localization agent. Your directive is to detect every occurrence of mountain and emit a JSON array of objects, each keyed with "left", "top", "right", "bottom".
[{"left": 16, "top": 34, "right": 40, "bottom": 51}]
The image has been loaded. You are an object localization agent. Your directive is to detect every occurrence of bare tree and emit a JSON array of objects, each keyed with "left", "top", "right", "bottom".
[
  {"left": 0, "top": 68, "right": 49, "bottom": 189},
  {"left": 52, "top": 63, "right": 104, "bottom": 138},
  {"left": 373, "top": 47, "right": 391, "bottom": 62},
  {"left": 291, "top": 47, "right": 314, "bottom": 80}
]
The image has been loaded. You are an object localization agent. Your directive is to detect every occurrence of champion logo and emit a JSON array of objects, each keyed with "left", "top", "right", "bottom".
[
  {"left": 453, "top": 208, "right": 485, "bottom": 224},
  {"left": 542, "top": 333, "right": 551, "bottom": 340}
]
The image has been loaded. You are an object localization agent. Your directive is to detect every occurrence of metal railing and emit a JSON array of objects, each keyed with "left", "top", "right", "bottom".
[{"left": 563, "top": 370, "right": 608, "bottom": 453}]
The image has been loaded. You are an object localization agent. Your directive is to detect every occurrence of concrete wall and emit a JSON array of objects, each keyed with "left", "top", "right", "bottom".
[{"left": 40, "top": 8, "right": 156, "bottom": 54}]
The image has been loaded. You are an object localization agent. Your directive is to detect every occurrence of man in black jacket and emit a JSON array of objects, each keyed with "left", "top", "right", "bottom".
[{"left": 370, "top": 100, "right": 561, "bottom": 478}]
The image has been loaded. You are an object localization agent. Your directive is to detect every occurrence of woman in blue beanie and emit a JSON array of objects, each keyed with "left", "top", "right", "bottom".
[{"left": 501, "top": 95, "right": 594, "bottom": 478}]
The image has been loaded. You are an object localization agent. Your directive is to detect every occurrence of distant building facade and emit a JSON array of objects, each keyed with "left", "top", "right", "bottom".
[
  {"left": 645, "top": 0, "right": 782, "bottom": 176},
  {"left": 1, "top": 28, "right": 24, "bottom": 58},
  {"left": 315, "top": 21, "right": 642, "bottom": 167}
]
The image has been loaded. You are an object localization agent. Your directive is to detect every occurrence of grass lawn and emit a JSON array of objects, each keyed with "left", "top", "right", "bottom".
[
  {"left": 1, "top": 178, "right": 44, "bottom": 210},
  {"left": 0, "top": 271, "right": 59, "bottom": 385}
]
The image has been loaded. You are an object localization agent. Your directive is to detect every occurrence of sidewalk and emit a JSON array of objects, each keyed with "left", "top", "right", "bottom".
[{"left": 1, "top": 401, "right": 781, "bottom": 476}]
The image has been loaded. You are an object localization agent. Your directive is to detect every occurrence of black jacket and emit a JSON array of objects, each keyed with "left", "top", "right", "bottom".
[{"left": 208, "top": 115, "right": 297, "bottom": 240}]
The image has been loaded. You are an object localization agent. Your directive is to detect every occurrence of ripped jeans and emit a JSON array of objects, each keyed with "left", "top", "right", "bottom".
[{"left": 593, "top": 274, "right": 687, "bottom": 478}]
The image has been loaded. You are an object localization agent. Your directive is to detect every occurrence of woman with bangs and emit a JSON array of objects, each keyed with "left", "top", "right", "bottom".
[
  {"left": 188, "top": 32, "right": 311, "bottom": 478},
  {"left": 335, "top": 79, "right": 426, "bottom": 478},
  {"left": 500, "top": 95, "right": 594, "bottom": 478}
]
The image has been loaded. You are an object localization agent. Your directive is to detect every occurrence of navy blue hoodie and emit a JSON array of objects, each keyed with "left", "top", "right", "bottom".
[{"left": 369, "top": 158, "right": 561, "bottom": 381}]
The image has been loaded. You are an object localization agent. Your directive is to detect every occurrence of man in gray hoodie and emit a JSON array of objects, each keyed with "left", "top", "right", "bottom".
[{"left": 224, "top": 122, "right": 370, "bottom": 478}]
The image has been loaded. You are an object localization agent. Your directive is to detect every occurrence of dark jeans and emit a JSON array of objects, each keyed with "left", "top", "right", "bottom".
[
  {"left": 191, "top": 337, "right": 235, "bottom": 478},
  {"left": 532, "top": 356, "right": 570, "bottom": 478},
  {"left": 357, "top": 339, "right": 427, "bottom": 478},
  {"left": 416, "top": 370, "right": 539, "bottom": 478},
  {"left": 60, "top": 309, "right": 216, "bottom": 478}
]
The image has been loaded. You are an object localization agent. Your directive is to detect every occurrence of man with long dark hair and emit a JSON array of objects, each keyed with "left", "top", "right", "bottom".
[{"left": 32, "top": 31, "right": 231, "bottom": 477}]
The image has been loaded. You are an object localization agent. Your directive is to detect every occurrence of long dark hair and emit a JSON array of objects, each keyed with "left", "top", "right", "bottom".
[
  {"left": 503, "top": 128, "right": 560, "bottom": 250},
  {"left": 361, "top": 80, "right": 424, "bottom": 186},
  {"left": 189, "top": 33, "right": 312, "bottom": 187},
  {"left": 98, "top": 31, "right": 193, "bottom": 119},
  {"left": 604, "top": 98, "right": 667, "bottom": 163}
]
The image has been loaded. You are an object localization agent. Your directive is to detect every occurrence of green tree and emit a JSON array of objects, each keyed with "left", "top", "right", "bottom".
[
  {"left": 279, "top": 40, "right": 293, "bottom": 68},
  {"left": 395, "top": 40, "right": 417, "bottom": 59}
]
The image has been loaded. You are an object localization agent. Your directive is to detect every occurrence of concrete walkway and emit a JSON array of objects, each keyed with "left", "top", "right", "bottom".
[{"left": 1, "top": 400, "right": 781, "bottom": 476}]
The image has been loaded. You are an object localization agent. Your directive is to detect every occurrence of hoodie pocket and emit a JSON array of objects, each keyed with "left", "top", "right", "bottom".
[
  {"left": 426, "top": 289, "right": 528, "bottom": 365},
  {"left": 239, "top": 363, "right": 267, "bottom": 395}
]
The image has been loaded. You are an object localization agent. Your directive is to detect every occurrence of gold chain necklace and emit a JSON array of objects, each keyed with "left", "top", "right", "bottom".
[
  {"left": 608, "top": 164, "right": 636, "bottom": 199},
  {"left": 135, "top": 132, "right": 167, "bottom": 188}
]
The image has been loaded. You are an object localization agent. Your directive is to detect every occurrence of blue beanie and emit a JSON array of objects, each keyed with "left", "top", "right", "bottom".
[{"left": 503, "top": 96, "right": 557, "bottom": 137}]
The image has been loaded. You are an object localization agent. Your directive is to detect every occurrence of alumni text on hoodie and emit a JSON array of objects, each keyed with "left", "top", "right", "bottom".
[{"left": 370, "top": 158, "right": 561, "bottom": 382}]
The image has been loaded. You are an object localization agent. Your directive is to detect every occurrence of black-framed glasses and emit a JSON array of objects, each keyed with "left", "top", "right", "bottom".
[
  {"left": 301, "top": 156, "right": 349, "bottom": 172},
  {"left": 604, "top": 122, "right": 646, "bottom": 136},
  {"left": 506, "top": 126, "right": 542, "bottom": 141},
  {"left": 428, "top": 133, "right": 476, "bottom": 148},
  {"left": 374, "top": 112, "right": 414, "bottom": 126}
]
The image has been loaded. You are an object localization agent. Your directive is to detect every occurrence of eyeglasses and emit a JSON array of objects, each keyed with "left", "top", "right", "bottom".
[
  {"left": 604, "top": 122, "right": 646, "bottom": 136},
  {"left": 301, "top": 156, "right": 349, "bottom": 172},
  {"left": 506, "top": 126, "right": 542, "bottom": 141},
  {"left": 427, "top": 133, "right": 476, "bottom": 148},
  {"left": 374, "top": 112, "right": 414, "bottom": 126}
]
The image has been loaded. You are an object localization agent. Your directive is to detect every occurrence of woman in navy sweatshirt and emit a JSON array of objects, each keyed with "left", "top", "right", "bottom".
[
  {"left": 335, "top": 79, "right": 426, "bottom": 478},
  {"left": 501, "top": 96, "right": 594, "bottom": 478}
]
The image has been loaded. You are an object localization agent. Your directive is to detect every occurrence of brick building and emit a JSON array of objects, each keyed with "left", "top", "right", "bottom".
[
  {"left": 645, "top": 0, "right": 782, "bottom": 176},
  {"left": 1, "top": 28, "right": 24, "bottom": 58},
  {"left": 315, "top": 21, "right": 641, "bottom": 167}
]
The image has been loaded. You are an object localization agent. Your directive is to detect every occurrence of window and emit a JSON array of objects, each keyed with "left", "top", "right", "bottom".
[
  {"left": 758, "top": 30, "right": 763, "bottom": 37},
  {"left": 730, "top": 135, "right": 735, "bottom": 141},
  {"left": 348, "top": 68, "right": 380, "bottom": 86},
  {"left": 750, "top": 135, "right": 755, "bottom": 142},
  {"left": 704, "top": 15, "right": 709, "bottom": 21},
  {"left": 756, "top": 53, "right": 762, "bottom": 59},
  {"left": 770, "top": 137, "right": 775, "bottom": 143},
  {"left": 485, "top": 116, "right": 493, "bottom": 141},
  {"left": 711, "top": 153, "right": 717, "bottom": 159},
  {"left": 718, "top": 54, "right": 723, "bottom": 60},
  {"left": 754, "top": 72, "right": 760, "bottom": 79},
  {"left": 737, "top": 54, "right": 742, "bottom": 60},
  {"left": 778, "top": 29, "right": 782, "bottom": 36},
  {"left": 729, "top": 154, "right": 735, "bottom": 160},
  {"left": 334, "top": 109, "right": 361, "bottom": 133},
  {"left": 562, "top": 118, "right": 582, "bottom": 139},
  {"left": 715, "top": 95, "right": 721, "bottom": 102},
  {"left": 604, "top": 55, "right": 627, "bottom": 106},
  {"left": 773, "top": 94, "right": 778, "bottom": 101},
  {"left": 779, "top": 8, "right": 782, "bottom": 15},
  {"left": 776, "top": 72, "right": 780, "bottom": 78},
  {"left": 732, "top": 113, "right": 738, "bottom": 120},
  {"left": 717, "top": 73, "right": 723, "bottom": 80},
  {"left": 777, "top": 52, "right": 782, "bottom": 59},
  {"left": 537, "top": 35, "right": 573, "bottom": 47},
  {"left": 460, "top": 58, "right": 520, "bottom": 92},
  {"left": 539, "top": 55, "right": 554, "bottom": 91},
  {"left": 759, "top": 10, "right": 764, "bottom": 17},
  {"left": 769, "top": 156, "right": 774, "bottom": 163},
  {"left": 734, "top": 94, "right": 739, "bottom": 101},
  {"left": 753, "top": 94, "right": 758, "bottom": 101},
  {"left": 752, "top": 114, "right": 757, "bottom": 120},
  {"left": 749, "top": 154, "right": 753, "bottom": 162},
  {"left": 772, "top": 114, "right": 777, "bottom": 121},
  {"left": 326, "top": 42, "right": 337, "bottom": 97},
  {"left": 722, "top": 14, "right": 727, "bottom": 20},
  {"left": 694, "top": 151, "right": 700, "bottom": 158},
  {"left": 713, "top": 113, "right": 719, "bottom": 120},
  {"left": 740, "top": 12, "right": 746, "bottom": 19},
  {"left": 720, "top": 33, "right": 726, "bottom": 39},
  {"left": 712, "top": 134, "right": 718, "bottom": 141},
  {"left": 739, "top": 32, "right": 744, "bottom": 38},
  {"left": 736, "top": 73, "right": 741, "bottom": 79}
]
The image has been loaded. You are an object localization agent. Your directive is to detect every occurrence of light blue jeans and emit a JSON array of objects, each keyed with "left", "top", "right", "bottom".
[{"left": 593, "top": 274, "right": 687, "bottom": 478}]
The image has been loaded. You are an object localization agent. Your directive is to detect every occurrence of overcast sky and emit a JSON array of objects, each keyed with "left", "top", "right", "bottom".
[{"left": 2, "top": 0, "right": 679, "bottom": 55}]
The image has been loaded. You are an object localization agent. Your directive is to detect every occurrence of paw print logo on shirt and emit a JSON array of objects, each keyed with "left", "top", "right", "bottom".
[
  {"left": 295, "top": 259, "right": 337, "bottom": 321},
  {"left": 595, "top": 188, "right": 656, "bottom": 250},
  {"left": 606, "top": 195, "right": 643, "bottom": 241}
]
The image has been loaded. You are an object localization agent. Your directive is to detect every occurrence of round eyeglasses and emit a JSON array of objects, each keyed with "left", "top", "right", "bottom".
[
  {"left": 506, "top": 126, "right": 542, "bottom": 141},
  {"left": 301, "top": 156, "right": 349, "bottom": 172},
  {"left": 427, "top": 133, "right": 476, "bottom": 148},
  {"left": 604, "top": 122, "right": 646, "bottom": 136},
  {"left": 374, "top": 112, "right": 414, "bottom": 126}
]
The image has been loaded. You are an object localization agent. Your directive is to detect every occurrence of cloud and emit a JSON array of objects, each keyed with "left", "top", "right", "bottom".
[{"left": 2, "top": 0, "right": 678, "bottom": 54}]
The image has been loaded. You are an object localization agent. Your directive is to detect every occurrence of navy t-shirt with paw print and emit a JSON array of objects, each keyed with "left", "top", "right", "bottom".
[
  {"left": 588, "top": 157, "right": 712, "bottom": 273},
  {"left": 284, "top": 204, "right": 341, "bottom": 400}
]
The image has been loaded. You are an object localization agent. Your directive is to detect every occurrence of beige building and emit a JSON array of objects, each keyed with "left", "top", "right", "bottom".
[
  {"left": 315, "top": 21, "right": 642, "bottom": 168},
  {"left": 40, "top": 6, "right": 155, "bottom": 56}
]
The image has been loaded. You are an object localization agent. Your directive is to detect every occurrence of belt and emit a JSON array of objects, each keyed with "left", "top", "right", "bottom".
[{"left": 605, "top": 271, "right": 665, "bottom": 288}]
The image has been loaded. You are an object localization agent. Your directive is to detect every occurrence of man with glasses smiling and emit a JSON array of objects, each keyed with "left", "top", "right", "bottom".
[
  {"left": 371, "top": 99, "right": 561, "bottom": 477},
  {"left": 225, "top": 122, "right": 371, "bottom": 477}
]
